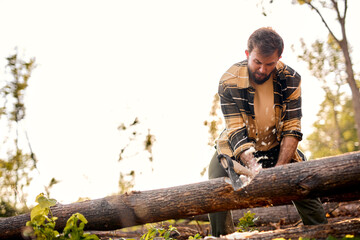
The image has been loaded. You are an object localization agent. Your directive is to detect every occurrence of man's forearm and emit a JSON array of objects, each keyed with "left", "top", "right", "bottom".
[{"left": 276, "top": 136, "right": 299, "bottom": 166}]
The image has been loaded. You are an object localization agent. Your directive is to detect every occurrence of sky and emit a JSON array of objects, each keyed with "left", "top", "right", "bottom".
[{"left": 0, "top": 0, "right": 359, "bottom": 205}]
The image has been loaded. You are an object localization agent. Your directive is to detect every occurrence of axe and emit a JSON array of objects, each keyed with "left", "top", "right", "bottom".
[{"left": 218, "top": 154, "right": 255, "bottom": 191}]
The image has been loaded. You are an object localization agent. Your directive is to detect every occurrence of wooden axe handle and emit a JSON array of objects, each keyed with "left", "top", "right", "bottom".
[{"left": 232, "top": 160, "right": 255, "bottom": 178}]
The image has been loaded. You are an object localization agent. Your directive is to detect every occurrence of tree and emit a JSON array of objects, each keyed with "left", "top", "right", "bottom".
[
  {"left": 292, "top": 0, "right": 360, "bottom": 146},
  {"left": 306, "top": 96, "right": 359, "bottom": 158},
  {"left": 297, "top": 36, "right": 359, "bottom": 158},
  {"left": 0, "top": 50, "right": 37, "bottom": 215}
]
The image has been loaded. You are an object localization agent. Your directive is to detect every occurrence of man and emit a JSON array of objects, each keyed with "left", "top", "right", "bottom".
[{"left": 208, "top": 27, "right": 328, "bottom": 237}]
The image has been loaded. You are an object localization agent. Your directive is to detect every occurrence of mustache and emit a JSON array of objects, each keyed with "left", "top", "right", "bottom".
[
  {"left": 254, "top": 71, "right": 266, "bottom": 77},
  {"left": 249, "top": 70, "right": 271, "bottom": 85}
]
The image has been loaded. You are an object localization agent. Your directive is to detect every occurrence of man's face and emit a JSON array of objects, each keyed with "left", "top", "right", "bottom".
[{"left": 246, "top": 47, "right": 281, "bottom": 85}]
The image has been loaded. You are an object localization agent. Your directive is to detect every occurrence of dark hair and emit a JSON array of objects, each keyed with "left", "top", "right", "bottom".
[{"left": 247, "top": 27, "right": 284, "bottom": 57}]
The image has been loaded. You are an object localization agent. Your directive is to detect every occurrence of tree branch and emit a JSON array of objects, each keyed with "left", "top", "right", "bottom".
[
  {"left": 344, "top": 0, "right": 348, "bottom": 20},
  {"left": 307, "top": 1, "right": 340, "bottom": 44},
  {"left": 331, "top": 0, "right": 345, "bottom": 27}
]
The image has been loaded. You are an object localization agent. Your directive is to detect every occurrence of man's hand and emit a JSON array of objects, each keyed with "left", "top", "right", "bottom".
[
  {"left": 276, "top": 136, "right": 299, "bottom": 167},
  {"left": 240, "top": 147, "right": 261, "bottom": 174}
]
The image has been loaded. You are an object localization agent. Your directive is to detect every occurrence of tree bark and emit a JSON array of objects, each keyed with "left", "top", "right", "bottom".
[
  {"left": 193, "top": 200, "right": 360, "bottom": 226},
  {"left": 192, "top": 202, "right": 340, "bottom": 226},
  {"left": 219, "top": 218, "right": 360, "bottom": 240},
  {"left": 1, "top": 151, "right": 360, "bottom": 239}
]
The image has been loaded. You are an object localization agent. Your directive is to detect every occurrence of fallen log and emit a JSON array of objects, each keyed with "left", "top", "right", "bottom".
[
  {"left": 1, "top": 151, "right": 360, "bottom": 239},
  {"left": 192, "top": 200, "right": 360, "bottom": 226},
  {"left": 221, "top": 217, "right": 360, "bottom": 240},
  {"left": 192, "top": 202, "right": 338, "bottom": 226}
]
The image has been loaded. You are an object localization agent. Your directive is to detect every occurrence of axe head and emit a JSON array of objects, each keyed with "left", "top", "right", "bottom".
[{"left": 218, "top": 154, "right": 245, "bottom": 191}]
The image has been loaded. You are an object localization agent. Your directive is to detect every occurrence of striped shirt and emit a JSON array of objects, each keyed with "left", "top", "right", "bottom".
[{"left": 216, "top": 60, "right": 303, "bottom": 162}]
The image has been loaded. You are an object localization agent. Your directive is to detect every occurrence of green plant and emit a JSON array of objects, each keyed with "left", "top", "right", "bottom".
[
  {"left": 25, "top": 193, "right": 59, "bottom": 239},
  {"left": 325, "top": 235, "right": 360, "bottom": 240},
  {"left": 25, "top": 193, "right": 99, "bottom": 240},
  {"left": 277, "top": 234, "right": 360, "bottom": 240},
  {"left": 62, "top": 213, "right": 99, "bottom": 240},
  {"left": 236, "top": 211, "right": 258, "bottom": 232},
  {"left": 140, "top": 224, "right": 179, "bottom": 240},
  {"left": 188, "top": 233, "right": 202, "bottom": 239}
]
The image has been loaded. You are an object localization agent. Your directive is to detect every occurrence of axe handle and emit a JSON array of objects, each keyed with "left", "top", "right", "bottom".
[{"left": 232, "top": 160, "right": 255, "bottom": 178}]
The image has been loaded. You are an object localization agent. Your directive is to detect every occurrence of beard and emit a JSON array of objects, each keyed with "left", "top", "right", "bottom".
[{"left": 248, "top": 67, "right": 272, "bottom": 85}]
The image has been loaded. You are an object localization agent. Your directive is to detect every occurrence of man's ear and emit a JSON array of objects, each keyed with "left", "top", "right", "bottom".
[{"left": 245, "top": 50, "right": 249, "bottom": 58}]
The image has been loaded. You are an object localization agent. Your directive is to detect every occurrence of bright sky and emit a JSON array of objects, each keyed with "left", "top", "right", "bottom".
[{"left": 1, "top": 0, "right": 359, "bottom": 204}]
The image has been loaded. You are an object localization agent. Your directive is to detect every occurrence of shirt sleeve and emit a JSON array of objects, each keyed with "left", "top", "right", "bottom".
[
  {"left": 281, "top": 73, "right": 303, "bottom": 141},
  {"left": 217, "top": 81, "right": 255, "bottom": 160}
]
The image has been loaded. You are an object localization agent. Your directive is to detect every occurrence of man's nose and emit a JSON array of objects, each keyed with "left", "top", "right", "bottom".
[{"left": 259, "top": 65, "right": 267, "bottom": 74}]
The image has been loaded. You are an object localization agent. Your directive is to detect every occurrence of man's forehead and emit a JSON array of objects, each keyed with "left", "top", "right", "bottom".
[{"left": 250, "top": 48, "right": 279, "bottom": 64}]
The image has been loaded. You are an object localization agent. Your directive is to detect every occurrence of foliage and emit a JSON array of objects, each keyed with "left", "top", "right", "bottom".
[
  {"left": 44, "top": 177, "right": 61, "bottom": 198},
  {"left": 140, "top": 224, "right": 179, "bottom": 240},
  {"left": 272, "top": 235, "right": 360, "bottom": 240},
  {"left": 0, "top": 50, "right": 37, "bottom": 215},
  {"left": 25, "top": 193, "right": 100, "bottom": 240},
  {"left": 298, "top": 36, "right": 359, "bottom": 158},
  {"left": 0, "top": 199, "right": 17, "bottom": 217},
  {"left": 293, "top": 0, "right": 360, "bottom": 145},
  {"left": 306, "top": 96, "right": 359, "bottom": 158},
  {"left": 62, "top": 213, "right": 99, "bottom": 240},
  {"left": 119, "top": 170, "right": 135, "bottom": 194},
  {"left": 236, "top": 211, "right": 258, "bottom": 232},
  {"left": 203, "top": 94, "right": 223, "bottom": 148},
  {"left": 117, "top": 118, "right": 155, "bottom": 193},
  {"left": 202, "top": 94, "right": 223, "bottom": 176},
  {"left": 118, "top": 117, "right": 155, "bottom": 163},
  {"left": 25, "top": 193, "right": 59, "bottom": 240},
  {"left": 188, "top": 233, "right": 202, "bottom": 239},
  {"left": 327, "top": 235, "right": 360, "bottom": 240},
  {"left": 300, "top": 236, "right": 360, "bottom": 240}
]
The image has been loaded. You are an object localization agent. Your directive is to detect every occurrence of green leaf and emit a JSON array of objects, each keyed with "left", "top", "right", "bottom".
[
  {"left": 53, "top": 230, "right": 60, "bottom": 238},
  {"left": 35, "top": 193, "right": 45, "bottom": 203},
  {"left": 30, "top": 204, "right": 49, "bottom": 221},
  {"left": 84, "top": 234, "right": 100, "bottom": 240},
  {"left": 38, "top": 196, "right": 57, "bottom": 208},
  {"left": 76, "top": 213, "right": 88, "bottom": 224}
]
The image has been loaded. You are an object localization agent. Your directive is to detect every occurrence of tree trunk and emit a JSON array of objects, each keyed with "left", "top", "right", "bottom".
[
  {"left": 340, "top": 35, "right": 360, "bottom": 142},
  {"left": 335, "top": 0, "right": 360, "bottom": 142},
  {"left": 1, "top": 151, "right": 360, "bottom": 240}
]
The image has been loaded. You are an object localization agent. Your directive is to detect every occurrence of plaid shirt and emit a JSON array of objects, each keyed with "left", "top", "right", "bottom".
[{"left": 216, "top": 60, "right": 303, "bottom": 162}]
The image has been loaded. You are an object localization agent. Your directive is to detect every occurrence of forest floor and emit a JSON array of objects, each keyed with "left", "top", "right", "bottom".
[{"left": 89, "top": 200, "right": 360, "bottom": 240}]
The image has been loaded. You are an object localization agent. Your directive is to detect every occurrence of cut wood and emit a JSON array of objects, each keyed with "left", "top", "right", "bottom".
[{"left": 1, "top": 151, "right": 360, "bottom": 240}]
